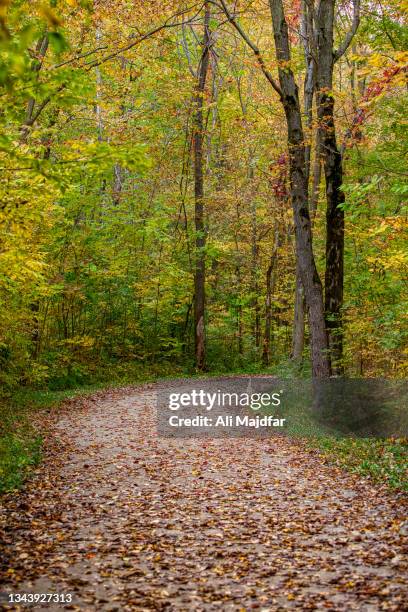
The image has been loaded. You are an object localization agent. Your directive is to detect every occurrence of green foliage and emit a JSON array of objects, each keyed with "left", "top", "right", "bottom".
[
  {"left": 0, "top": 0, "right": 406, "bottom": 388},
  {"left": 342, "top": 92, "right": 408, "bottom": 376},
  {"left": 0, "top": 432, "right": 42, "bottom": 493},
  {"left": 315, "top": 437, "right": 408, "bottom": 492},
  {"left": 0, "top": 399, "right": 42, "bottom": 493}
]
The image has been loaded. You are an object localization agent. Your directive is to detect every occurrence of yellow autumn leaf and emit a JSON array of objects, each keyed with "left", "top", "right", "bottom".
[{"left": 39, "top": 4, "right": 63, "bottom": 27}]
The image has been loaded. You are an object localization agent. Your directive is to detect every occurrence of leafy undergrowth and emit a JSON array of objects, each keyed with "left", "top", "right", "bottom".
[
  {"left": 0, "top": 418, "right": 42, "bottom": 493},
  {"left": 314, "top": 437, "right": 408, "bottom": 492},
  {"left": 0, "top": 387, "right": 91, "bottom": 493}
]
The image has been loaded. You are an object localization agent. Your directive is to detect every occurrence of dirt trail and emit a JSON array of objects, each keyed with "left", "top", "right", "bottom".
[{"left": 1, "top": 381, "right": 407, "bottom": 611}]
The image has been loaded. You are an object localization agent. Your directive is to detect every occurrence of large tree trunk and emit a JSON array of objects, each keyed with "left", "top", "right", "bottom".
[
  {"left": 316, "top": 0, "right": 345, "bottom": 374},
  {"left": 193, "top": 2, "right": 211, "bottom": 371},
  {"left": 291, "top": 0, "right": 314, "bottom": 365},
  {"left": 269, "top": 0, "right": 330, "bottom": 378}
]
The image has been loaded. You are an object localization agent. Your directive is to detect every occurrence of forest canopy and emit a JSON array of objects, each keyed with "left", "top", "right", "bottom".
[{"left": 0, "top": 0, "right": 407, "bottom": 388}]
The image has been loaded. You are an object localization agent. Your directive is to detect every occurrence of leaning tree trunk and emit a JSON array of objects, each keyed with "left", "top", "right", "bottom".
[
  {"left": 193, "top": 2, "right": 211, "bottom": 371},
  {"left": 316, "top": 0, "right": 345, "bottom": 375},
  {"left": 269, "top": 0, "right": 330, "bottom": 378},
  {"left": 291, "top": 0, "right": 314, "bottom": 365}
]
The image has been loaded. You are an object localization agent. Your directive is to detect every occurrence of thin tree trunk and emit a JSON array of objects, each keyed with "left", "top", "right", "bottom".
[
  {"left": 113, "top": 162, "right": 123, "bottom": 206},
  {"left": 95, "top": 27, "right": 104, "bottom": 143},
  {"left": 310, "top": 130, "right": 322, "bottom": 220},
  {"left": 234, "top": 202, "right": 244, "bottom": 356},
  {"left": 262, "top": 227, "right": 280, "bottom": 366},
  {"left": 112, "top": 57, "right": 128, "bottom": 207},
  {"left": 236, "top": 265, "right": 243, "bottom": 355},
  {"left": 193, "top": 2, "right": 211, "bottom": 370},
  {"left": 20, "top": 34, "right": 49, "bottom": 144},
  {"left": 20, "top": 33, "right": 50, "bottom": 357},
  {"left": 250, "top": 197, "right": 261, "bottom": 348},
  {"left": 292, "top": 260, "right": 305, "bottom": 363}
]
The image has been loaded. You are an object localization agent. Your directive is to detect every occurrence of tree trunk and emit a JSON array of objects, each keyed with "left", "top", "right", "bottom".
[
  {"left": 250, "top": 198, "right": 261, "bottom": 348},
  {"left": 193, "top": 2, "right": 211, "bottom": 371},
  {"left": 316, "top": 0, "right": 345, "bottom": 374},
  {"left": 113, "top": 162, "right": 123, "bottom": 206},
  {"left": 269, "top": 0, "right": 330, "bottom": 378},
  {"left": 95, "top": 27, "right": 104, "bottom": 143},
  {"left": 234, "top": 202, "right": 244, "bottom": 356},
  {"left": 310, "top": 130, "right": 322, "bottom": 220},
  {"left": 20, "top": 34, "right": 49, "bottom": 144},
  {"left": 262, "top": 228, "right": 279, "bottom": 366},
  {"left": 236, "top": 265, "right": 243, "bottom": 356},
  {"left": 291, "top": 0, "right": 314, "bottom": 365},
  {"left": 292, "top": 260, "right": 305, "bottom": 363}
]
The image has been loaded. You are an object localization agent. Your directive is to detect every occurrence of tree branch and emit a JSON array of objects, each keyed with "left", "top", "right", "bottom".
[
  {"left": 18, "top": 5, "right": 204, "bottom": 134},
  {"left": 85, "top": 4, "right": 205, "bottom": 71},
  {"left": 212, "top": 0, "right": 283, "bottom": 98},
  {"left": 180, "top": 20, "right": 198, "bottom": 78},
  {"left": 50, "top": 46, "right": 108, "bottom": 70},
  {"left": 334, "top": 0, "right": 360, "bottom": 62}
]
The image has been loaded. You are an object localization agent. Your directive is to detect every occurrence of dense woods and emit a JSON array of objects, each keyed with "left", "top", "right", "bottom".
[
  {"left": 0, "top": 0, "right": 407, "bottom": 388},
  {"left": 1, "top": 5, "right": 407, "bottom": 605}
]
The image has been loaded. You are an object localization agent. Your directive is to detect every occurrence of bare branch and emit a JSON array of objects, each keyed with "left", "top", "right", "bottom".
[
  {"left": 212, "top": 0, "right": 283, "bottom": 98},
  {"left": 334, "top": 0, "right": 361, "bottom": 62},
  {"left": 50, "top": 46, "right": 108, "bottom": 70},
  {"left": 19, "top": 4, "right": 205, "bottom": 134},
  {"left": 85, "top": 4, "right": 205, "bottom": 70},
  {"left": 180, "top": 19, "right": 198, "bottom": 78}
]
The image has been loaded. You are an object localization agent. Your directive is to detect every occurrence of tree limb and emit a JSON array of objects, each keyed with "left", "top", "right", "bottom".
[
  {"left": 85, "top": 4, "right": 205, "bottom": 70},
  {"left": 19, "top": 6, "right": 204, "bottom": 134},
  {"left": 334, "top": 0, "right": 360, "bottom": 62},
  {"left": 212, "top": 0, "right": 283, "bottom": 98},
  {"left": 50, "top": 46, "right": 108, "bottom": 70}
]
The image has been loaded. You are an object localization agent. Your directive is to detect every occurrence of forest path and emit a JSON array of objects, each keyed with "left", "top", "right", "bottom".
[{"left": 1, "top": 381, "right": 407, "bottom": 611}]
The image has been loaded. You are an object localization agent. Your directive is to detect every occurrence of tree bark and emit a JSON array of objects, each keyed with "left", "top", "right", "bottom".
[
  {"left": 234, "top": 202, "right": 244, "bottom": 356},
  {"left": 292, "top": 260, "right": 305, "bottom": 362},
  {"left": 269, "top": 0, "right": 330, "bottom": 378},
  {"left": 20, "top": 34, "right": 49, "bottom": 144},
  {"left": 250, "top": 198, "right": 261, "bottom": 348},
  {"left": 262, "top": 227, "right": 280, "bottom": 366},
  {"left": 95, "top": 26, "right": 104, "bottom": 143},
  {"left": 310, "top": 130, "right": 322, "bottom": 220},
  {"left": 315, "top": 0, "right": 345, "bottom": 374},
  {"left": 291, "top": 0, "right": 315, "bottom": 365},
  {"left": 193, "top": 2, "right": 211, "bottom": 370}
]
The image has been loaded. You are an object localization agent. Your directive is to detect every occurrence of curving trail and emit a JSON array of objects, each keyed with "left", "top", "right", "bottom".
[{"left": 1, "top": 381, "right": 407, "bottom": 611}]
